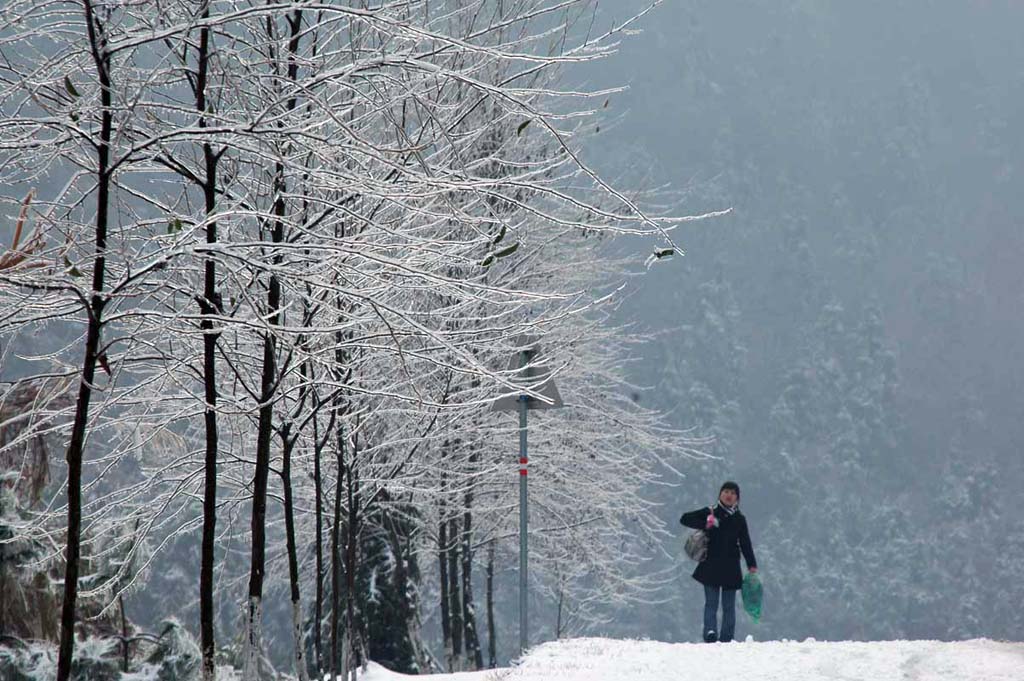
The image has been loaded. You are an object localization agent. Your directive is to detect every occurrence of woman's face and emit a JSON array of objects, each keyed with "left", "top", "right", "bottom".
[{"left": 719, "top": 488, "right": 738, "bottom": 506}]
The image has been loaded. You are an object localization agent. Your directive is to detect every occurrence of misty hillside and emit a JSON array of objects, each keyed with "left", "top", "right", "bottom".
[{"left": 578, "top": 0, "right": 1024, "bottom": 643}]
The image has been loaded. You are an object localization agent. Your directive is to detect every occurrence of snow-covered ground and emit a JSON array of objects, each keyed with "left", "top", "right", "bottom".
[{"left": 358, "top": 637, "right": 1023, "bottom": 681}]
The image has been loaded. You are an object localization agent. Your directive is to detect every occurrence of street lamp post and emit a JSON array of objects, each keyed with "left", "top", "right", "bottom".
[
  {"left": 517, "top": 393, "right": 528, "bottom": 653},
  {"left": 492, "top": 337, "right": 563, "bottom": 655}
]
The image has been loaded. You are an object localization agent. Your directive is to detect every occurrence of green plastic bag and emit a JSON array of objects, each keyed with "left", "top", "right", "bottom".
[{"left": 742, "top": 572, "right": 763, "bottom": 623}]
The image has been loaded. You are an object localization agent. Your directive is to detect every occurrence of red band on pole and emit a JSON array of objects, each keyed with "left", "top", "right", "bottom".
[{"left": 519, "top": 457, "right": 528, "bottom": 465}]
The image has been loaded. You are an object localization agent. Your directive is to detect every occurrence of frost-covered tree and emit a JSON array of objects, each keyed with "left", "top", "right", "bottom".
[{"left": 1, "top": 2, "right": 714, "bottom": 678}]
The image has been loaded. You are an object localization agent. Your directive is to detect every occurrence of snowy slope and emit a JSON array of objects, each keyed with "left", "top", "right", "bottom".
[{"left": 358, "top": 637, "right": 1023, "bottom": 681}]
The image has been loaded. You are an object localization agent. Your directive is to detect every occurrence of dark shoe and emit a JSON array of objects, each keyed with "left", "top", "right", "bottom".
[
  {"left": 704, "top": 630, "right": 718, "bottom": 643},
  {"left": 720, "top": 636, "right": 733, "bottom": 643}
]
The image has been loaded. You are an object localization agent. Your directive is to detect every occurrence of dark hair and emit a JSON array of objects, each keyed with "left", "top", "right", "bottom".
[{"left": 719, "top": 481, "right": 740, "bottom": 499}]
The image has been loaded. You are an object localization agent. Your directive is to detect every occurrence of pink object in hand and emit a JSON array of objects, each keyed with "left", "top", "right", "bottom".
[{"left": 705, "top": 513, "right": 718, "bottom": 529}]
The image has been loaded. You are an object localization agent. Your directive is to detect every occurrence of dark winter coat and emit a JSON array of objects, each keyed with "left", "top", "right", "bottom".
[{"left": 680, "top": 505, "right": 757, "bottom": 590}]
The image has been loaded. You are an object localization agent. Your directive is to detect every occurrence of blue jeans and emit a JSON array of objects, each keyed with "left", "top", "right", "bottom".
[{"left": 703, "top": 585, "right": 737, "bottom": 641}]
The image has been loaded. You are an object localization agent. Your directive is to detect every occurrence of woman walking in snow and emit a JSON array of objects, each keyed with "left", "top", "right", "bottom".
[{"left": 680, "top": 481, "right": 758, "bottom": 643}]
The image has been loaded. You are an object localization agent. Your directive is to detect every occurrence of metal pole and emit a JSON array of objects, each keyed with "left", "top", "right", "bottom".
[{"left": 518, "top": 393, "right": 528, "bottom": 654}]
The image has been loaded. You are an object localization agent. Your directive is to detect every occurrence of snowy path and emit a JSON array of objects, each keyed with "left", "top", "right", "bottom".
[{"left": 359, "top": 637, "right": 1023, "bottom": 681}]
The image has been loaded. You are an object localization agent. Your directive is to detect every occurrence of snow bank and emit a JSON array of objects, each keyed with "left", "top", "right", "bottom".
[{"left": 358, "top": 637, "right": 1024, "bottom": 681}]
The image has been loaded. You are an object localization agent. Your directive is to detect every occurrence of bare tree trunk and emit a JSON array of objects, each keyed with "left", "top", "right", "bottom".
[
  {"left": 275, "top": 13, "right": 307, "bottom": 679},
  {"left": 243, "top": 163, "right": 286, "bottom": 679},
  {"left": 461, "top": 492, "right": 483, "bottom": 670},
  {"left": 438, "top": 505, "right": 451, "bottom": 670},
  {"left": 555, "top": 580, "right": 564, "bottom": 639},
  {"left": 280, "top": 431, "right": 309, "bottom": 681},
  {"left": 342, "top": 428, "right": 360, "bottom": 681},
  {"left": 311, "top": 390, "right": 326, "bottom": 676},
  {"left": 194, "top": 3, "right": 221, "bottom": 678},
  {"left": 486, "top": 542, "right": 496, "bottom": 669},
  {"left": 447, "top": 515, "right": 463, "bottom": 667},
  {"left": 329, "top": 313, "right": 352, "bottom": 677},
  {"left": 119, "top": 595, "right": 129, "bottom": 673},
  {"left": 56, "top": 3, "right": 112, "bottom": 679},
  {"left": 330, "top": 424, "right": 344, "bottom": 678},
  {"left": 243, "top": 322, "right": 275, "bottom": 677}
]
